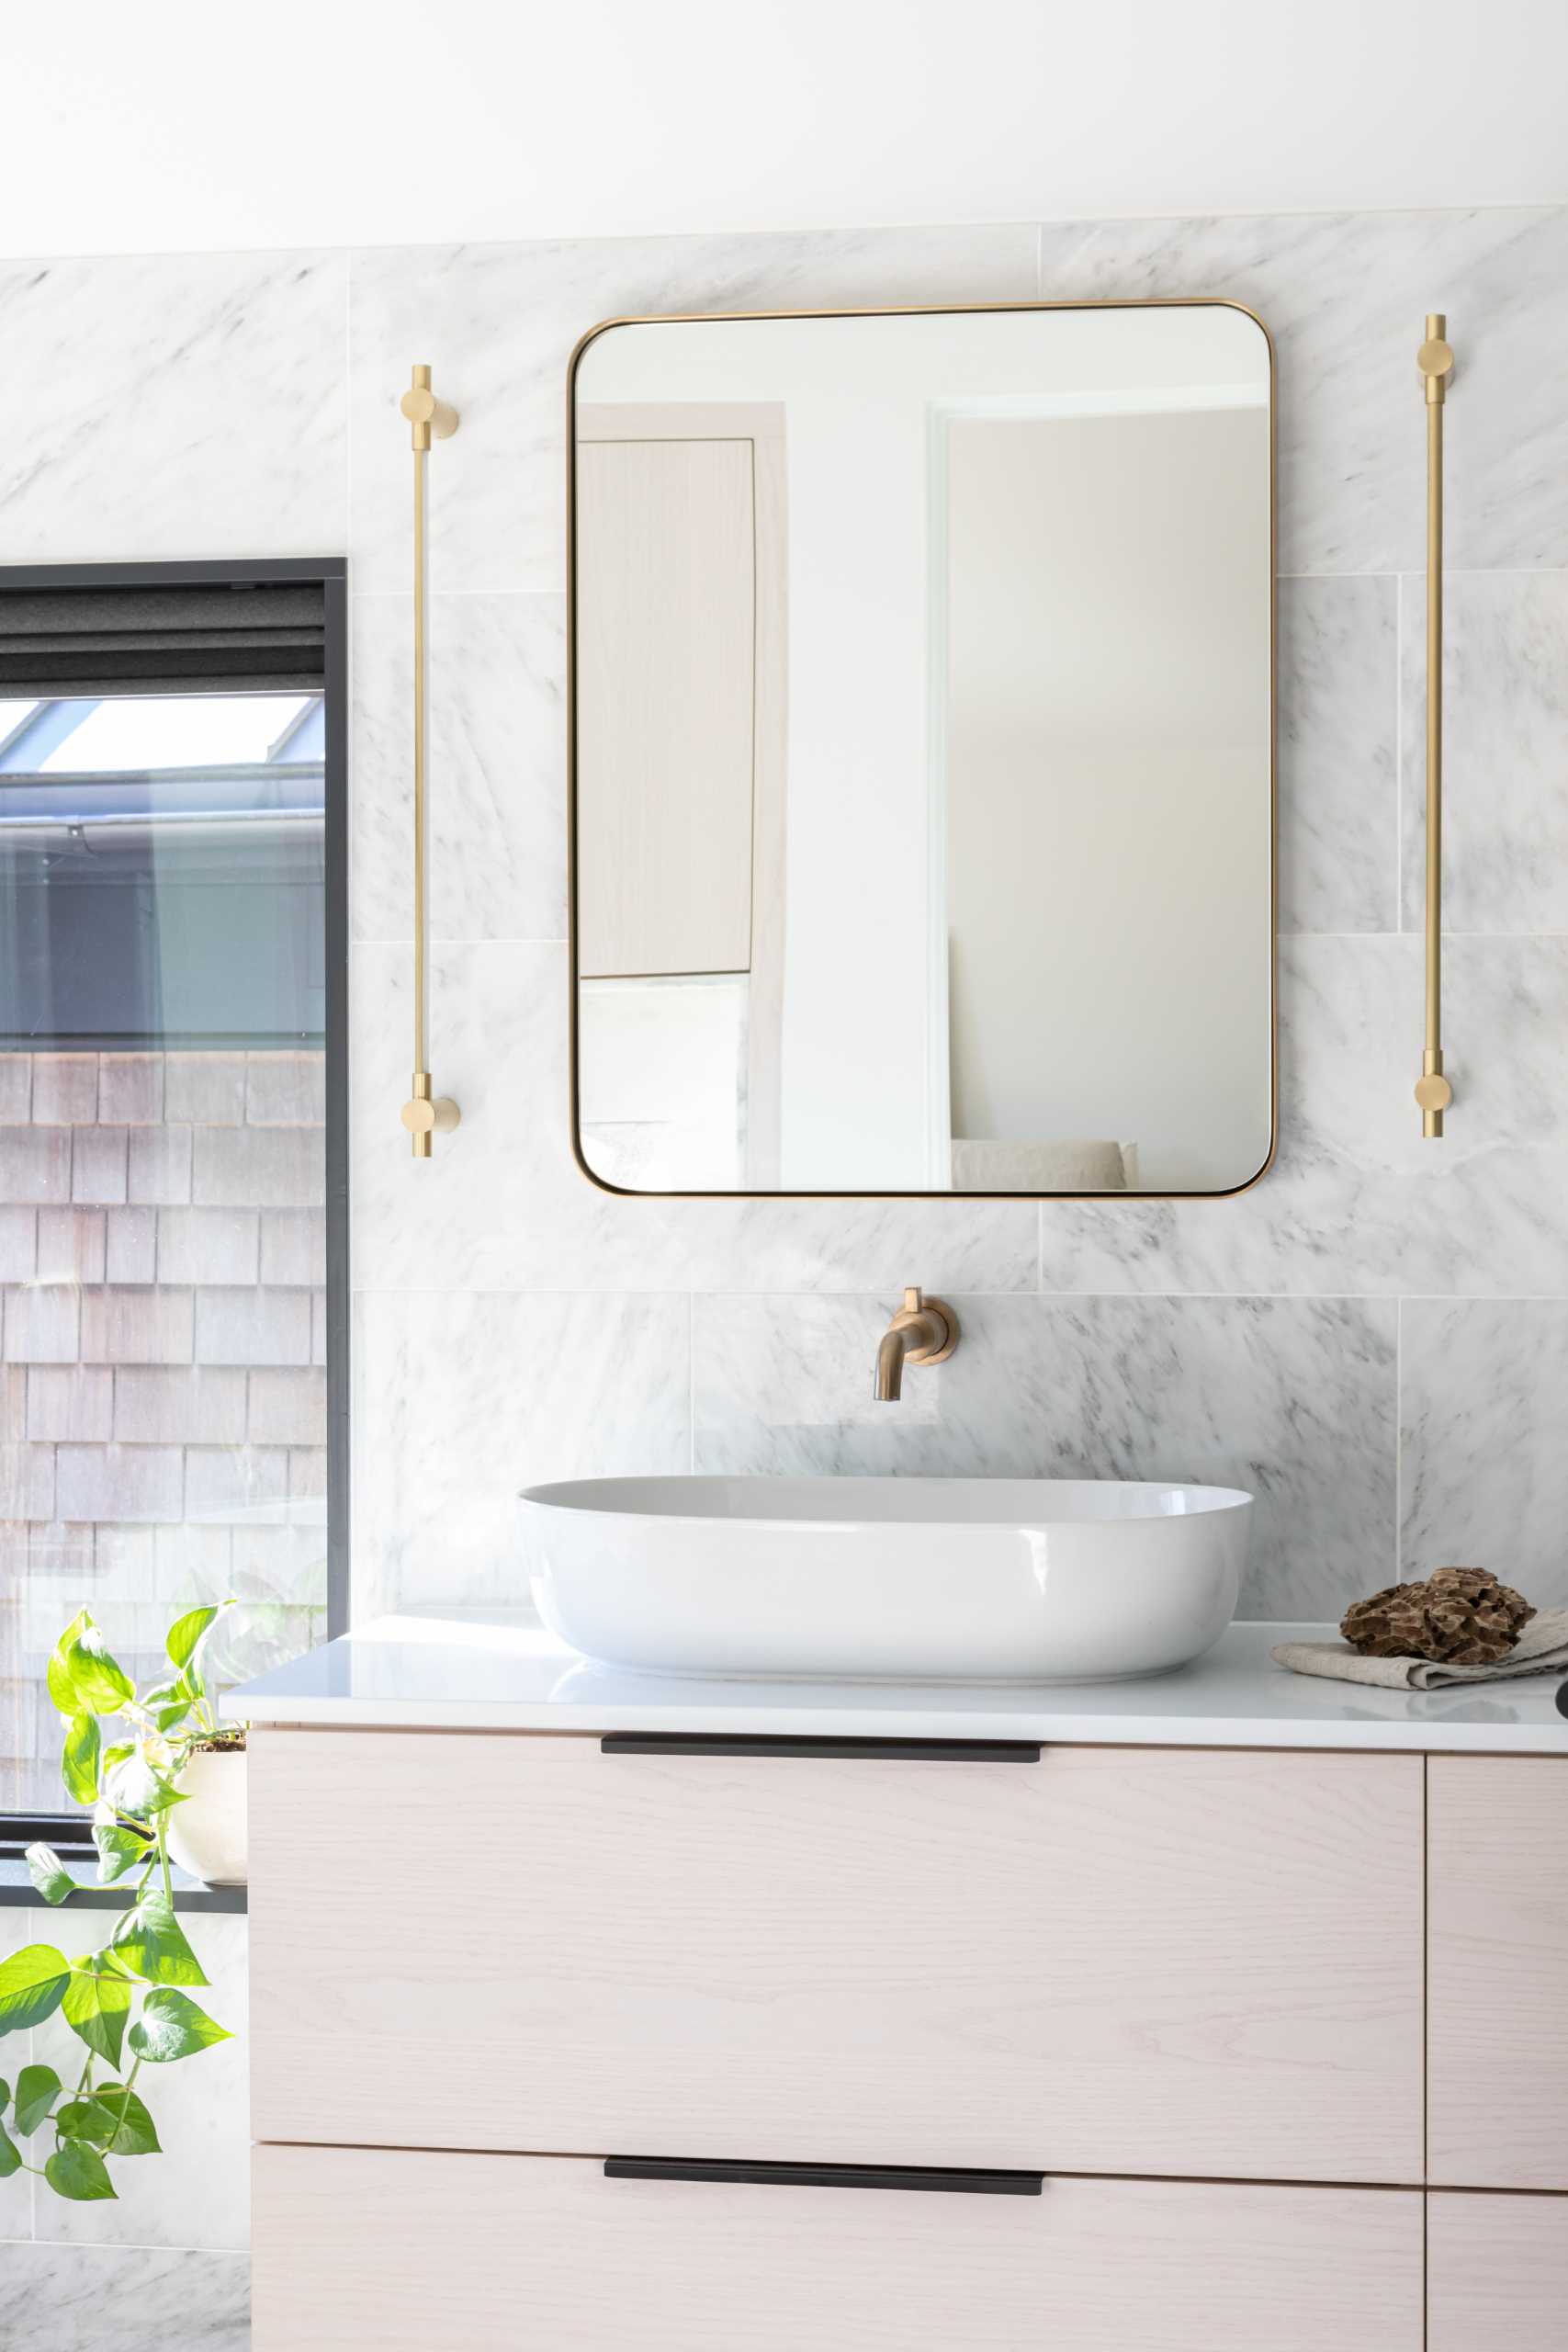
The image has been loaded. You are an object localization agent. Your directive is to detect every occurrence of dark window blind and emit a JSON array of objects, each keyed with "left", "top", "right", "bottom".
[{"left": 0, "top": 581, "right": 324, "bottom": 696}]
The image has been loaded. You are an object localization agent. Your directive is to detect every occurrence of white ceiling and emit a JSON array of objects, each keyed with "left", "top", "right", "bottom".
[{"left": 6, "top": 0, "right": 1566, "bottom": 260}]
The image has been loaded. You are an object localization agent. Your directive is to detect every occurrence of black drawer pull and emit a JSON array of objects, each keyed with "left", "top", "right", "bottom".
[
  {"left": 599, "top": 1734, "right": 1041, "bottom": 1762},
  {"left": 604, "top": 2157, "right": 1043, "bottom": 2198}
]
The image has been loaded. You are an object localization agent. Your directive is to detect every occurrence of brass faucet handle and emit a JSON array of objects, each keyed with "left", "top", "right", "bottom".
[{"left": 892, "top": 1288, "right": 960, "bottom": 1365}]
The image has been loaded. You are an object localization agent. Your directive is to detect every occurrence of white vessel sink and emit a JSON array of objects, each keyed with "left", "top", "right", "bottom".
[{"left": 518, "top": 1476, "right": 1252, "bottom": 1684}]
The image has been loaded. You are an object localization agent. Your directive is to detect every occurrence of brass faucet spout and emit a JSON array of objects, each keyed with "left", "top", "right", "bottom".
[
  {"left": 875, "top": 1325, "right": 912, "bottom": 1401},
  {"left": 873, "top": 1288, "right": 960, "bottom": 1403}
]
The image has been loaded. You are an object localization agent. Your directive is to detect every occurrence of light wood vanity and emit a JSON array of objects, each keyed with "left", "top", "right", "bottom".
[{"left": 235, "top": 1623, "right": 1568, "bottom": 2351}]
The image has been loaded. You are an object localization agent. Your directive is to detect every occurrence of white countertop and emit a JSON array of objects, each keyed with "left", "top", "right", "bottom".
[{"left": 224, "top": 1613, "right": 1568, "bottom": 1752}]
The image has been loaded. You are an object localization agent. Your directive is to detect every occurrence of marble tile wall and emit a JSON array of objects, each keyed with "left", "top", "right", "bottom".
[
  {"left": 1, "top": 207, "right": 1560, "bottom": 1626},
  {"left": 336, "top": 204, "right": 1568, "bottom": 1626},
  {"left": 3, "top": 203, "right": 1567, "bottom": 2345}
]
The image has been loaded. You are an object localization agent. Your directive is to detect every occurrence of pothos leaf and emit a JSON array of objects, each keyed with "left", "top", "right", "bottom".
[
  {"left": 0, "top": 1945, "right": 71, "bottom": 2037},
  {"left": 93, "top": 1821, "right": 152, "bottom": 1885},
  {"left": 129, "top": 1985, "right": 231, "bottom": 2063},
  {"left": 111, "top": 1893, "right": 209, "bottom": 1988},
  {"left": 56, "top": 2085, "right": 161, "bottom": 2157},
  {"left": 25, "top": 1842, "right": 76, "bottom": 1905},
  {"left": 53, "top": 2096, "right": 114, "bottom": 2148},
  {"left": 53, "top": 1612, "right": 135, "bottom": 1715},
  {"left": 61, "top": 1714, "right": 101, "bottom": 1807},
  {"left": 102, "top": 1747, "right": 185, "bottom": 1823},
  {"left": 46, "top": 1649, "right": 81, "bottom": 1720},
  {"left": 87, "top": 2084, "right": 160, "bottom": 2157},
  {"left": 166, "top": 1603, "right": 229, "bottom": 1673},
  {"left": 62, "top": 1960, "right": 132, "bottom": 2070},
  {"left": 45, "top": 2140, "right": 117, "bottom": 2200},
  {"left": 14, "top": 2064, "right": 61, "bottom": 2136}
]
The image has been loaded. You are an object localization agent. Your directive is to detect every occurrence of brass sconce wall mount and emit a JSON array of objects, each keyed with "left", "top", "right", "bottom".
[{"left": 398, "top": 364, "right": 462, "bottom": 1159}]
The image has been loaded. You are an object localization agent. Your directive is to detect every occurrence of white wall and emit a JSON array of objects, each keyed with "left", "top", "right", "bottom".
[{"left": 1, "top": 4, "right": 1566, "bottom": 254}]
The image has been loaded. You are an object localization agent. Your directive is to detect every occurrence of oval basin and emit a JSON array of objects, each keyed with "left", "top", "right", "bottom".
[{"left": 518, "top": 1476, "right": 1252, "bottom": 1684}]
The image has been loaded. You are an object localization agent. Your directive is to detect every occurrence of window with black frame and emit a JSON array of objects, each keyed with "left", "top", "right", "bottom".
[{"left": 0, "top": 561, "right": 347, "bottom": 1835}]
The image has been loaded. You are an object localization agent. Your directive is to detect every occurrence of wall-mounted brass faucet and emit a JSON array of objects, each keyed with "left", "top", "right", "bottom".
[{"left": 874, "top": 1287, "right": 960, "bottom": 1401}]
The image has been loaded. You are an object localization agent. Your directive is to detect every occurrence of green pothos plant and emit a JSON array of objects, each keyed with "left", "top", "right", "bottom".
[{"left": 0, "top": 1602, "right": 242, "bottom": 2201}]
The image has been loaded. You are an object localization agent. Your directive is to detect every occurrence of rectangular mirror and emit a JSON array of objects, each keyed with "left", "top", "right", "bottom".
[{"left": 569, "top": 300, "right": 1274, "bottom": 1197}]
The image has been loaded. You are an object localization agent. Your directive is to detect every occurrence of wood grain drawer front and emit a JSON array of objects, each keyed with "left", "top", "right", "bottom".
[
  {"left": 1427, "top": 2192, "right": 1568, "bottom": 2352},
  {"left": 252, "top": 2145, "right": 1424, "bottom": 2352},
  {"left": 1428, "top": 1757, "right": 1568, "bottom": 2188},
  {"left": 248, "top": 1731, "right": 1423, "bottom": 2181}
]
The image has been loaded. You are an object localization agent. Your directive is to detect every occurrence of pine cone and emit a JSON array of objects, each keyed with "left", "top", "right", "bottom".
[{"left": 1341, "top": 1566, "right": 1536, "bottom": 1666}]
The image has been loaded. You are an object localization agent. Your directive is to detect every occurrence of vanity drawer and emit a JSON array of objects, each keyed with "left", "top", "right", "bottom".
[
  {"left": 1427, "top": 2191, "right": 1568, "bottom": 2352},
  {"left": 1428, "top": 1757, "right": 1568, "bottom": 2188},
  {"left": 249, "top": 1729, "right": 1423, "bottom": 2181},
  {"left": 252, "top": 2143, "right": 1424, "bottom": 2352}
]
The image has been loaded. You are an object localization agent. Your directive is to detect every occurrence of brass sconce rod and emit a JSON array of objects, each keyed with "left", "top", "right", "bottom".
[
  {"left": 398, "top": 364, "right": 461, "bottom": 1158},
  {"left": 1416, "top": 314, "right": 1455, "bottom": 1138}
]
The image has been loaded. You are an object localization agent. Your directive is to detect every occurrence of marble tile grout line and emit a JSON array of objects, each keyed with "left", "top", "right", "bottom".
[
  {"left": 12, "top": 2238, "right": 251, "bottom": 2259},
  {"left": 350, "top": 1283, "right": 1568, "bottom": 1303},
  {"left": 1394, "top": 571, "right": 1405, "bottom": 936},
  {"left": 349, "top": 586, "right": 569, "bottom": 600},
  {"left": 1280, "top": 567, "right": 1568, "bottom": 580}
]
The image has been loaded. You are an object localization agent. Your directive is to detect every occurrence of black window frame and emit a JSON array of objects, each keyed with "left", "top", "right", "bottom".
[{"left": 0, "top": 557, "right": 350, "bottom": 1852}]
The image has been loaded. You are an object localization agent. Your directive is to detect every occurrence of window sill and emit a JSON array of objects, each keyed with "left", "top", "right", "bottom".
[{"left": 0, "top": 1854, "right": 247, "bottom": 1914}]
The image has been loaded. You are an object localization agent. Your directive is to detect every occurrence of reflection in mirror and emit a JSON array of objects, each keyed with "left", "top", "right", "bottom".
[{"left": 570, "top": 302, "right": 1273, "bottom": 1197}]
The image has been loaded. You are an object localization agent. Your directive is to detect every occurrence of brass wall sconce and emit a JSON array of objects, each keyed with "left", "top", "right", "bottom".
[
  {"left": 398, "top": 363, "right": 462, "bottom": 1158},
  {"left": 1415, "top": 314, "right": 1455, "bottom": 1139}
]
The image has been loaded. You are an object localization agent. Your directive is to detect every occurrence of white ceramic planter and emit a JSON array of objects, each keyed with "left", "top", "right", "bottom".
[{"left": 166, "top": 1747, "right": 248, "bottom": 1885}]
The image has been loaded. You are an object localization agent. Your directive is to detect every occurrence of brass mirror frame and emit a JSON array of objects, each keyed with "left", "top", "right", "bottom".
[{"left": 565, "top": 296, "right": 1277, "bottom": 1203}]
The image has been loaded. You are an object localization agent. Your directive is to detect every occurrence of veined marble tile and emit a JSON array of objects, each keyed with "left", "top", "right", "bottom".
[
  {"left": 346, "top": 225, "right": 1039, "bottom": 594},
  {"left": 351, "top": 592, "right": 566, "bottom": 944},
  {"left": 1399, "top": 570, "right": 1568, "bottom": 934},
  {"left": 1400, "top": 1298, "right": 1568, "bottom": 1606},
  {"left": 1037, "top": 207, "right": 1568, "bottom": 573},
  {"left": 0, "top": 250, "right": 346, "bottom": 560},
  {"left": 349, "top": 941, "right": 1037, "bottom": 1294},
  {"left": 692, "top": 1290, "right": 1398, "bottom": 1619},
  {"left": 33, "top": 1912, "right": 248, "bottom": 2253},
  {"left": 353, "top": 1287, "right": 690, "bottom": 1614},
  {"left": 0, "top": 2123, "right": 31, "bottom": 2237},
  {"left": 1037, "top": 934, "right": 1568, "bottom": 1296},
  {"left": 0, "top": 2244, "right": 248, "bottom": 2351},
  {"left": 1278, "top": 574, "right": 1398, "bottom": 933}
]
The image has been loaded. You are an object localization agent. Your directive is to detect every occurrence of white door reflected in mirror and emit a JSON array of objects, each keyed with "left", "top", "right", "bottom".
[{"left": 570, "top": 300, "right": 1274, "bottom": 1197}]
